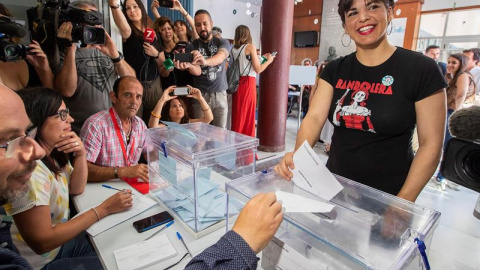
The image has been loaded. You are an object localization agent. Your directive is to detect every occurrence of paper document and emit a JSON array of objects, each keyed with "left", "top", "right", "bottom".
[
  {"left": 82, "top": 191, "right": 158, "bottom": 236},
  {"left": 292, "top": 140, "right": 343, "bottom": 200},
  {"left": 114, "top": 234, "right": 177, "bottom": 270},
  {"left": 275, "top": 191, "right": 334, "bottom": 213}
]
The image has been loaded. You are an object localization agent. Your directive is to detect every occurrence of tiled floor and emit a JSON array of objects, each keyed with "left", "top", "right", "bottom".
[{"left": 256, "top": 116, "right": 480, "bottom": 270}]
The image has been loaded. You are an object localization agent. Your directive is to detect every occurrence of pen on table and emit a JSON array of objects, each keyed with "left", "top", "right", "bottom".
[
  {"left": 177, "top": 232, "right": 193, "bottom": 257},
  {"left": 101, "top": 184, "right": 135, "bottom": 195},
  {"left": 145, "top": 220, "right": 174, "bottom": 241}
]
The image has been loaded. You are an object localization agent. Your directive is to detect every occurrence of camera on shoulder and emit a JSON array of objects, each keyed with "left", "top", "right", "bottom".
[
  {"left": 0, "top": 17, "right": 32, "bottom": 62},
  {"left": 58, "top": 4, "right": 105, "bottom": 45}
]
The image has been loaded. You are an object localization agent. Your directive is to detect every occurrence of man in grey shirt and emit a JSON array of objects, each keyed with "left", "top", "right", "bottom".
[
  {"left": 187, "top": 9, "right": 230, "bottom": 128},
  {"left": 54, "top": 1, "right": 135, "bottom": 133}
]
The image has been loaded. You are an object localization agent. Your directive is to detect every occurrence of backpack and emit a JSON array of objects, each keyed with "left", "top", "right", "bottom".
[{"left": 226, "top": 44, "right": 251, "bottom": 94}]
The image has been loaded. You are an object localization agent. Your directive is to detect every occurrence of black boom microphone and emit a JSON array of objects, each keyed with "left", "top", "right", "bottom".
[{"left": 440, "top": 106, "right": 480, "bottom": 192}]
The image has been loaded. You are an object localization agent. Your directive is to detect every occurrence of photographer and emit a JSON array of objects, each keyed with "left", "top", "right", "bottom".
[
  {"left": 54, "top": 0, "right": 135, "bottom": 134},
  {"left": 0, "top": 4, "right": 54, "bottom": 90}
]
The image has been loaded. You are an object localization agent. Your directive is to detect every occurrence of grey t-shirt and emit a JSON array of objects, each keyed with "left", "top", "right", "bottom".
[
  {"left": 191, "top": 37, "right": 230, "bottom": 93},
  {"left": 56, "top": 48, "right": 117, "bottom": 133}
]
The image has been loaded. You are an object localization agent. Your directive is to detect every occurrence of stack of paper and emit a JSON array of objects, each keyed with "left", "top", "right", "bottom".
[{"left": 114, "top": 234, "right": 177, "bottom": 270}]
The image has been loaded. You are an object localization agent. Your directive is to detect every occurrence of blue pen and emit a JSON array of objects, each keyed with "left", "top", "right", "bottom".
[
  {"left": 145, "top": 220, "right": 174, "bottom": 240},
  {"left": 101, "top": 184, "right": 135, "bottom": 195},
  {"left": 176, "top": 232, "right": 192, "bottom": 257}
]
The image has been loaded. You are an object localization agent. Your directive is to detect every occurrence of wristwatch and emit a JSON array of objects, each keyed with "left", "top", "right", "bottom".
[
  {"left": 110, "top": 4, "right": 120, "bottom": 9},
  {"left": 111, "top": 51, "right": 124, "bottom": 63},
  {"left": 114, "top": 167, "right": 119, "bottom": 178}
]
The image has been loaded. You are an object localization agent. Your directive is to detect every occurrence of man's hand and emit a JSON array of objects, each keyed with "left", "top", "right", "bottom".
[
  {"left": 118, "top": 164, "right": 149, "bottom": 182},
  {"left": 192, "top": 50, "right": 207, "bottom": 66},
  {"left": 232, "top": 193, "right": 283, "bottom": 253},
  {"left": 57, "top": 22, "right": 73, "bottom": 42},
  {"left": 274, "top": 152, "right": 295, "bottom": 181}
]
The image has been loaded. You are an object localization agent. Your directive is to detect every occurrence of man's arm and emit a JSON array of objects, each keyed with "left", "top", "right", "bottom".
[
  {"left": 185, "top": 193, "right": 283, "bottom": 269},
  {"left": 54, "top": 22, "right": 78, "bottom": 97},
  {"left": 87, "top": 162, "right": 149, "bottom": 182}
]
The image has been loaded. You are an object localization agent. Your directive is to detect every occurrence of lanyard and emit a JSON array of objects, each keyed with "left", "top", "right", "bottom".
[{"left": 109, "top": 108, "right": 135, "bottom": 166}]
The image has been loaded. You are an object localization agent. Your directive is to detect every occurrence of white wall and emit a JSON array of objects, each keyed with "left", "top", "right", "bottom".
[
  {"left": 421, "top": 0, "right": 480, "bottom": 11},
  {"left": 193, "top": 0, "right": 262, "bottom": 47}
]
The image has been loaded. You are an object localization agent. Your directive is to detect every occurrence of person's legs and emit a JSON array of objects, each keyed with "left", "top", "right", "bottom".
[
  {"left": 210, "top": 91, "right": 228, "bottom": 128},
  {"left": 42, "top": 232, "right": 102, "bottom": 270}
]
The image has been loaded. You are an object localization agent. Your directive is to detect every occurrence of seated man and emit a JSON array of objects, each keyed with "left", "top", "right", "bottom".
[{"left": 80, "top": 77, "right": 149, "bottom": 182}]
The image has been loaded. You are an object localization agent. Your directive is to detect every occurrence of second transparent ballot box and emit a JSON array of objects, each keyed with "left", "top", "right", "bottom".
[
  {"left": 226, "top": 171, "right": 441, "bottom": 270},
  {"left": 146, "top": 122, "right": 258, "bottom": 237}
]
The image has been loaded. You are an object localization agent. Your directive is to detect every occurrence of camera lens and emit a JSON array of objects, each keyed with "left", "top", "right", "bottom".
[
  {"left": 5, "top": 44, "right": 20, "bottom": 58},
  {"left": 463, "top": 149, "right": 480, "bottom": 180}
]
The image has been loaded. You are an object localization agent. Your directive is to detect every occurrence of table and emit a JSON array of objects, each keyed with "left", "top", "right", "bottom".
[{"left": 73, "top": 181, "right": 226, "bottom": 270}]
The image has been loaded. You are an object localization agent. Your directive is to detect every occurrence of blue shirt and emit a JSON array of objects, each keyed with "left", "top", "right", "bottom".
[
  {"left": 0, "top": 214, "right": 32, "bottom": 270},
  {"left": 185, "top": 231, "right": 258, "bottom": 269}
]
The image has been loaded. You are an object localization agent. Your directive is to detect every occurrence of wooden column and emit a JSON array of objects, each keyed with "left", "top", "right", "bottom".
[{"left": 257, "top": 0, "right": 295, "bottom": 152}]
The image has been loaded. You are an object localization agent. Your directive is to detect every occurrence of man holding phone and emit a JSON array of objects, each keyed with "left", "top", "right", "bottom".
[{"left": 184, "top": 9, "right": 230, "bottom": 129}]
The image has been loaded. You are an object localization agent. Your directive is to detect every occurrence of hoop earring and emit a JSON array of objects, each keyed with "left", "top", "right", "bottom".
[
  {"left": 341, "top": 33, "right": 351, "bottom": 47},
  {"left": 387, "top": 21, "right": 393, "bottom": 35}
]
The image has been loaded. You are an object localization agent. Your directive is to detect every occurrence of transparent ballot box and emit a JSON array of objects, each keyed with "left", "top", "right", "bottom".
[
  {"left": 146, "top": 122, "right": 258, "bottom": 238},
  {"left": 226, "top": 171, "right": 441, "bottom": 270}
]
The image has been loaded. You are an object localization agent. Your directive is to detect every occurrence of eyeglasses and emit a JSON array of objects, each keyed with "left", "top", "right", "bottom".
[
  {"left": 49, "top": 108, "right": 70, "bottom": 121},
  {"left": 0, "top": 127, "right": 37, "bottom": 159}
]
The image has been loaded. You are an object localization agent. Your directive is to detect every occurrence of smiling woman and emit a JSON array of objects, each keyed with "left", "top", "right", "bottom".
[
  {"left": 276, "top": 0, "right": 448, "bottom": 204},
  {"left": 2, "top": 87, "right": 133, "bottom": 269}
]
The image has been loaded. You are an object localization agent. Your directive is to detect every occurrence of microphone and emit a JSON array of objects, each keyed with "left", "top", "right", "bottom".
[
  {"left": 0, "top": 21, "right": 27, "bottom": 38},
  {"left": 143, "top": 28, "right": 155, "bottom": 43},
  {"left": 449, "top": 106, "right": 480, "bottom": 141}
]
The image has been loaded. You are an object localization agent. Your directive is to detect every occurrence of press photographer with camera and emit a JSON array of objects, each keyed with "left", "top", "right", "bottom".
[
  {"left": 0, "top": 4, "right": 54, "bottom": 91},
  {"left": 54, "top": 0, "right": 135, "bottom": 134}
]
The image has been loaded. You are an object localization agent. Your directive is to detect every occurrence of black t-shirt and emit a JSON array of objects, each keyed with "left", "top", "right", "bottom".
[
  {"left": 321, "top": 47, "right": 447, "bottom": 195},
  {"left": 123, "top": 32, "right": 162, "bottom": 82},
  {"left": 26, "top": 61, "right": 42, "bottom": 87},
  {"left": 161, "top": 42, "right": 194, "bottom": 88},
  {"left": 191, "top": 37, "right": 230, "bottom": 93}
]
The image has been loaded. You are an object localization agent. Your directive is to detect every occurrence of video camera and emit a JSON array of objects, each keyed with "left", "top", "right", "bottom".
[
  {"left": 28, "top": 0, "right": 105, "bottom": 47},
  {"left": 0, "top": 17, "right": 32, "bottom": 62},
  {"left": 440, "top": 105, "right": 480, "bottom": 219}
]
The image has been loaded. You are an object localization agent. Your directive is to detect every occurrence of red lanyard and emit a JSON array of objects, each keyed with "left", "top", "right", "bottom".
[{"left": 109, "top": 108, "right": 135, "bottom": 166}]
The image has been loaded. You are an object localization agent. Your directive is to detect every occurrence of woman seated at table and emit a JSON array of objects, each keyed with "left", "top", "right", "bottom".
[
  {"left": 148, "top": 85, "right": 213, "bottom": 127},
  {"left": 3, "top": 87, "right": 134, "bottom": 270}
]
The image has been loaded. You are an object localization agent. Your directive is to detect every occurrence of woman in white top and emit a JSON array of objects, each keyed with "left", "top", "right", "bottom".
[
  {"left": 4, "top": 87, "right": 133, "bottom": 269},
  {"left": 230, "top": 25, "right": 275, "bottom": 138}
]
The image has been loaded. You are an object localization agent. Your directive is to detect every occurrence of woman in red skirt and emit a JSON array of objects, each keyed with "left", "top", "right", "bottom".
[{"left": 231, "top": 25, "right": 275, "bottom": 138}]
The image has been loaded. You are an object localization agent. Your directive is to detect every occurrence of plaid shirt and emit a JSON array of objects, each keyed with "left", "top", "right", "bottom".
[{"left": 80, "top": 108, "right": 146, "bottom": 167}]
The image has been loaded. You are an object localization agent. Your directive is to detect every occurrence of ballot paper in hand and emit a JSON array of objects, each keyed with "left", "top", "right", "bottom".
[
  {"left": 275, "top": 191, "right": 334, "bottom": 213},
  {"left": 114, "top": 234, "right": 177, "bottom": 270},
  {"left": 292, "top": 141, "right": 343, "bottom": 200}
]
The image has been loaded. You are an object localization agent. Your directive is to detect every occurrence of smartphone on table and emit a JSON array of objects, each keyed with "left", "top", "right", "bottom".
[{"left": 133, "top": 211, "right": 174, "bottom": 233}]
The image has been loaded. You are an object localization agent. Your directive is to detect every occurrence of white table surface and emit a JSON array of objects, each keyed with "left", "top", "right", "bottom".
[{"left": 72, "top": 180, "right": 227, "bottom": 270}]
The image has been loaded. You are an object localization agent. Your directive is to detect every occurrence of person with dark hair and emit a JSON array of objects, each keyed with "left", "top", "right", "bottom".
[
  {"left": 80, "top": 76, "right": 149, "bottom": 183},
  {"left": 212, "top": 26, "right": 222, "bottom": 39},
  {"left": 276, "top": 0, "right": 447, "bottom": 203},
  {"left": 0, "top": 4, "right": 54, "bottom": 91},
  {"left": 55, "top": 1, "right": 135, "bottom": 134},
  {"left": 431, "top": 53, "right": 475, "bottom": 190},
  {"left": 148, "top": 85, "right": 213, "bottom": 128},
  {"left": 109, "top": 0, "right": 163, "bottom": 123},
  {"left": 153, "top": 17, "right": 194, "bottom": 89},
  {"left": 4, "top": 87, "right": 132, "bottom": 269},
  {"left": 230, "top": 25, "right": 274, "bottom": 139},
  {"left": 425, "top": 45, "right": 447, "bottom": 75},
  {"left": 151, "top": 0, "right": 198, "bottom": 42},
  {"left": 463, "top": 48, "right": 480, "bottom": 94},
  {"left": 184, "top": 9, "right": 230, "bottom": 129}
]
